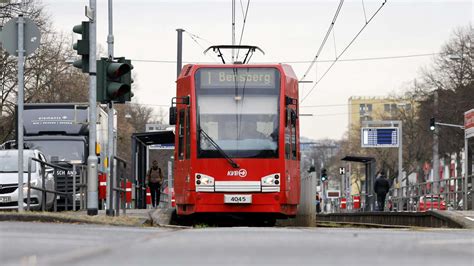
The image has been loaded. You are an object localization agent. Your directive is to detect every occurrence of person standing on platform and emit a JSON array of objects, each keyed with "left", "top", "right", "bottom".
[
  {"left": 374, "top": 170, "right": 390, "bottom": 211},
  {"left": 147, "top": 160, "right": 164, "bottom": 208}
]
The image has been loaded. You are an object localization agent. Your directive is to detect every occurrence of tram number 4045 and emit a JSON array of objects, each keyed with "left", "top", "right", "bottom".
[{"left": 224, "top": 195, "right": 252, "bottom": 204}]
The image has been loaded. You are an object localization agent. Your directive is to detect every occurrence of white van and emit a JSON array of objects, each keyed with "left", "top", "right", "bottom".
[{"left": 0, "top": 149, "right": 55, "bottom": 210}]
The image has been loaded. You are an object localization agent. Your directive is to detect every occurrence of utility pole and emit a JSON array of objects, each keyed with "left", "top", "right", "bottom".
[
  {"left": 398, "top": 121, "right": 403, "bottom": 189},
  {"left": 432, "top": 89, "right": 440, "bottom": 194},
  {"left": 176, "top": 28, "right": 184, "bottom": 78},
  {"left": 87, "top": 0, "right": 99, "bottom": 216},
  {"left": 231, "top": 0, "right": 235, "bottom": 62},
  {"left": 16, "top": 12, "right": 25, "bottom": 212},
  {"left": 106, "top": 0, "right": 115, "bottom": 216}
]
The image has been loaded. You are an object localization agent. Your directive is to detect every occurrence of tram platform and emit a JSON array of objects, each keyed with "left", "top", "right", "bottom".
[{"left": 316, "top": 210, "right": 474, "bottom": 229}]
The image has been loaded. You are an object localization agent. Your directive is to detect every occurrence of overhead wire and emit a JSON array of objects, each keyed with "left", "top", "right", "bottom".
[
  {"left": 300, "top": 0, "right": 345, "bottom": 81},
  {"left": 300, "top": 0, "right": 388, "bottom": 103},
  {"left": 130, "top": 52, "right": 441, "bottom": 64},
  {"left": 185, "top": 30, "right": 213, "bottom": 45},
  {"left": 184, "top": 30, "right": 219, "bottom": 62},
  {"left": 128, "top": 102, "right": 169, "bottom": 107},
  {"left": 236, "top": 0, "right": 251, "bottom": 60},
  {"left": 301, "top": 99, "right": 410, "bottom": 108}
]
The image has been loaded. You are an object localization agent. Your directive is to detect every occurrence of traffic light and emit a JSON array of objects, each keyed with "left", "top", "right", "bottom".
[
  {"left": 429, "top": 117, "right": 436, "bottom": 131},
  {"left": 97, "top": 57, "right": 134, "bottom": 103},
  {"left": 308, "top": 165, "right": 316, "bottom": 173},
  {"left": 320, "top": 168, "right": 328, "bottom": 182},
  {"left": 72, "top": 21, "right": 90, "bottom": 73}
]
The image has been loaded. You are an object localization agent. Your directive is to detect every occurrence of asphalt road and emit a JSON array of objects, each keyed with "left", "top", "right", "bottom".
[{"left": 1, "top": 222, "right": 473, "bottom": 266}]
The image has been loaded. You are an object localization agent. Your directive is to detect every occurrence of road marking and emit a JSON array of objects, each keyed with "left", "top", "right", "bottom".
[{"left": 465, "top": 217, "right": 474, "bottom": 222}]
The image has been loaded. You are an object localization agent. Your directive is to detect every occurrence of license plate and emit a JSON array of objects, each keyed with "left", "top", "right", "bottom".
[
  {"left": 0, "top": 196, "right": 11, "bottom": 203},
  {"left": 224, "top": 195, "right": 252, "bottom": 204}
]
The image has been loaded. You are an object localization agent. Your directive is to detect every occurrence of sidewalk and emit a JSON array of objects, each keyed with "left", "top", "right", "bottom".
[{"left": 0, "top": 209, "right": 153, "bottom": 227}]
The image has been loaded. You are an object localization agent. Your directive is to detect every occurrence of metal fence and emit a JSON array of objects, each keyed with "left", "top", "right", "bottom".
[
  {"left": 388, "top": 176, "right": 472, "bottom": 212},
  {"left": 112, "top": 156, "right": 128, "bottom": 216},
  {"left": 328, "top": 176, "right": 473, "bottom": 213},
  {"left": 26, "top": 157, "right": 87, "bottom": 212}
]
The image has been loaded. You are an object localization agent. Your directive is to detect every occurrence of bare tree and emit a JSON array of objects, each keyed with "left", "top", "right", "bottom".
[{"left": 0, "top": 0, "right": 88, "bottom": 143}]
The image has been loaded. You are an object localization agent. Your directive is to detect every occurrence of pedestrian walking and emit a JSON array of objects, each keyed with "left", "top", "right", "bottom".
[
  {"left": 374, "top": 170, "right": 390, "bottom": 211},
  {"left": 147, "top": 160, "right": 164, "bottom": 208},
  {"left": 315, "top": 193, "right": 322, "bottom": 213}
]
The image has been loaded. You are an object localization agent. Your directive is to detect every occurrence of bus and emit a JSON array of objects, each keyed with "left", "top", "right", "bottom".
[{"left": 169, "top": 59, "right": 300, "bottom": 224}]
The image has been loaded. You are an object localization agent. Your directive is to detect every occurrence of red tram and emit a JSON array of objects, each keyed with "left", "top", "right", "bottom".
[{"left": 169, "top": 54, "right": 300, "bottom": 222}]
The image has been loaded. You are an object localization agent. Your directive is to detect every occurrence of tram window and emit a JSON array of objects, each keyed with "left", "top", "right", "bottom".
[
  {"left": 291, "top": 109, "right": 297, "bottom": 160},
  {"left": 185, "top": 107, "right": 190, "bottom": 159},
  {"left": 178, "top": 109, "right": 185, "bottom": 160},
  {"left": 285, "top": 108, "right": 291, "bottom": 159}
]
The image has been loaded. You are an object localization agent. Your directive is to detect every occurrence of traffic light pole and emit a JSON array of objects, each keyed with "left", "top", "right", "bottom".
[
  {"left": 106, "top": 0, "right": 116, "bottom": 216},
  {"left": 433, "top": 89, "right": 440, "bottom": 194},
  {"left": 87, "top": 0, "right": 99, "bottom": 216}
]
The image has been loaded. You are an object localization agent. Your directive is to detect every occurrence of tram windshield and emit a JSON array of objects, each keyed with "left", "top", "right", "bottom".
[{"left": 195, "top": 67, "right": 280, "bottom": 158}]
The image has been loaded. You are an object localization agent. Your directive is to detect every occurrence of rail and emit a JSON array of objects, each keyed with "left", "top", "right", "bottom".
[{"left": 26, "top": 157, "right": 85, "bottom": 211}]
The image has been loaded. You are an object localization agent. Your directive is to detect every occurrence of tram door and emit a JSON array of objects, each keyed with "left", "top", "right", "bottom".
[
  {"left": 175, "top": 107, "right": 192, "bottom": 203},
  {"left": 285, "top": 105, "right": 300, "bottom": 204}
]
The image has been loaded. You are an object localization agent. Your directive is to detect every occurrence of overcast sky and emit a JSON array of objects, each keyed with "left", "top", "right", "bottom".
[{"left": 42, "top": 0, "right": 472, "bottom": 140}]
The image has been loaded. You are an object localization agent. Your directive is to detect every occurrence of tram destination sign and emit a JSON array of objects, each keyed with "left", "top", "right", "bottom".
[
  {"left": 361, "top": 127, "right": 399, "bottom": 148},
  {"left": 198, "top": 68, "right": 277, "bottom": 89}
]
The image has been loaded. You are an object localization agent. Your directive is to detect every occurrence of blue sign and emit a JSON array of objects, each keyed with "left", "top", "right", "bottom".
[{"left": 361, "top": 127, "right": 399, "bottom": 148}]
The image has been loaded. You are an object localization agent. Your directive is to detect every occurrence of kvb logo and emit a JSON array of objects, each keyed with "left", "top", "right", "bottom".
[{"left": 227, "top": 169, "right": 248, "bottom": 177}]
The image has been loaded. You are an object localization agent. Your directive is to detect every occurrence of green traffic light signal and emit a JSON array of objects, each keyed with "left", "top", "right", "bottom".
[
  {"left": 97, "top": 57, "right": 134, "bottom": 103},
  {"left": 321, "top": 168, "right": 328, "bottom": 182},
  {"left": 72, "top": 21, "right": 90, "bottom": 73},
  {"left": 430, "top": 117, "right": 436, "bottom": 131}
]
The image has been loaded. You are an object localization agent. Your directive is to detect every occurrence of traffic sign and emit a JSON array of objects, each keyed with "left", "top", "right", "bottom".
[
  {"left": 465, "top": 109, "right": 474, "bottom": 138},
  {"left": 361, "top": 127, "right": 399, "bottom": 148},
  {"left": 0, "top": 17, "right": 40, "bottom": 56},
  {"left": 339, "top": 167, "right": 345, "bottom": 175}
]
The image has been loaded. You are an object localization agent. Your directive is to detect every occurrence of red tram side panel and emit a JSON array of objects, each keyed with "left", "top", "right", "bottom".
[{"left": 172, "top": 64, "right": 300, "bottom": 218}]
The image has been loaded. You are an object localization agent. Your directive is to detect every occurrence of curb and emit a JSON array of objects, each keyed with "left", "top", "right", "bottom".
[
  {"left": 0, "top": 212, "right": 149, "bottom": 227},
  {"left": 149, "top": 208, "right": 191, "bottom": 229}
]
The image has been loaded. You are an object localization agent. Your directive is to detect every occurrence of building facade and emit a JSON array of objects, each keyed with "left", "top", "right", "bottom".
[{"left": 347, "top": 96, "right": 413, "bottom": 196}]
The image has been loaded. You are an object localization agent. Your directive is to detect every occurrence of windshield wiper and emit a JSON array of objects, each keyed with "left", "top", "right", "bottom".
[{"left": 199, "top": 128, "right": 240, "bottom": 169}]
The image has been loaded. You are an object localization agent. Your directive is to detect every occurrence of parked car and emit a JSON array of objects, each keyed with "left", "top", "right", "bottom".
[
  {"left": 418, "top": 195, "right": 446, "bottom": 211},
  {"left": 0, "top": 149, "right": 55, "bottom": 210}
]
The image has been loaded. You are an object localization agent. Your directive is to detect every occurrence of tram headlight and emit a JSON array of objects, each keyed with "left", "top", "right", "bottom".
[
  {"left": 195, "top": 173, "right": 215, "bottom": 192},
  {"left": 261, "top": 173, "right": 281, "bottom": 186},
  {"left": 262, "top": 176, "right": 275, "bottom": 185},
  {"left": 200, "top": 176, "right": 214, "bottom": 185},
  {"left": 195, "top": 173, "right": 214, "bottom": 186}
]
